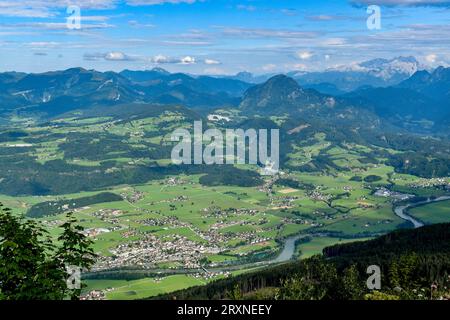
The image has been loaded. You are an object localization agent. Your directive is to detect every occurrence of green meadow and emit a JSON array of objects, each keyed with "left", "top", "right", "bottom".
[{"left": 0, "top": 111, "right": 448, "bottom": 300}]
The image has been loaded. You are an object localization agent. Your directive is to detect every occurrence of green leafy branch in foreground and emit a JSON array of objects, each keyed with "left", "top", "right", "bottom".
[{"left": 0, "top": 203, "right": 97, "bottom": 300}]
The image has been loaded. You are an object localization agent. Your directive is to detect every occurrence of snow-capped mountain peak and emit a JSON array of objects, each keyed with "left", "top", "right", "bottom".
[{"left": 331, "top": 56, "right": 422, "bottom": 80}]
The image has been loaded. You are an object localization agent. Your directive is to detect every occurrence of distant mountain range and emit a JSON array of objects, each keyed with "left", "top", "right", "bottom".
[
  {"left": 227, "top": 56, "right": 424, "bottom": 93},
  {"left": 345, "top": 66, "right": 450, "bottom": 133},
  {"left": 0, "top": 67, "right": 251, "bottom": 119},
  {"left": 239, "top": 67, "right": 450, "bottom": 135},
  {"left": 0, "top": 57, "right": 448, "bottom": 135}
]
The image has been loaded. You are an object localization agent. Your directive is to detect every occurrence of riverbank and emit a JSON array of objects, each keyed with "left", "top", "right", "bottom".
[{"left": 394, "top": 196, "right": 450, "bottom": 228}]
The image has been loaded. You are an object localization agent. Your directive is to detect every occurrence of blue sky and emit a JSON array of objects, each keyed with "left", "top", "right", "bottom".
[{"left": 0, "top": 0, "right": 449, "bottom": 74}]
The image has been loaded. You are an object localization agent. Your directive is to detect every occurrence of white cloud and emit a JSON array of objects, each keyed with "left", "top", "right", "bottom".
[
  {"left": 152, "top": 54, "right": 173, "bottom": 64},
  {"left": 0, "top": 0, "right": 204, "bottom": 17},
  {"left": 105, "top": 51, "right": 128, "bottom": 61},
  {"left": 149, "top": 54, "right": 197, "bottom": 64},
  {"left": 27, "top": 41, "right": 60, "bottom": 48},
  {"left": 84, "top": 51, "right": 136, "bottom": 61},
  {"left": 204, "top": 59, "right": 221, "bottom": 65},
  {"left": 180, "top": 56, "right": 196, "bottom": 64},
  {"left": 0, "top": 0, "right": 115, "bottom": 17},
  {"left": 9, "top": 22, "right": 113, "bottom": 30},
  {"left": 297, "top": 51, "right": 314, "bottom": 60}
]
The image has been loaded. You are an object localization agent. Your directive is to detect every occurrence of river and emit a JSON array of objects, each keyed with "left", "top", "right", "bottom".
[
  {"left": 270, "top": 235, "right": 305, "bottom": 263},
  {"left": 274, "top": 196, "right": 450, "bottom": 263},
  {"left": 86, "top": 234, "right": 307, "bottom": 279},
  {"left": 394, "top": 196, "right": 450, "bottom": 228},
  {"left": 88, "top": 196, "right": 450, "bottom": 279}
]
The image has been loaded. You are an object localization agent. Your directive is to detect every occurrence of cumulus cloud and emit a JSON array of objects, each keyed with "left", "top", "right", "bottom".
[
  {"left": 297, "top": 51, "right": 314, "bottom": 60},
  {"left": 150, "top": 54, "right": 197, "bottom": 64},
  {"left": 105, "top": 52, "right": 131, "bottom": 61},
  {"left": 83, "top": 52, "right": 198, "bottom": 64},
  {"left": 151, "top": 54, "right": 176, "bottom": 64},
  {"left": 84, "top": 51, "right": 136, "bottom": 61},
  {"left": 180, "top": 56, "right": 196, "bottom": 64}
]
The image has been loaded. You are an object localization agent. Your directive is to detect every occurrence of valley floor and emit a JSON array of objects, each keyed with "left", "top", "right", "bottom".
[{"left": 0, "top": 113, "right": 449, "bottom": 300}]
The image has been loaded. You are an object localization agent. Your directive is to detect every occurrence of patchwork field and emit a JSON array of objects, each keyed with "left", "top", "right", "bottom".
[{"left": 1, "top": 111, "right": 449, "bottom": 300}]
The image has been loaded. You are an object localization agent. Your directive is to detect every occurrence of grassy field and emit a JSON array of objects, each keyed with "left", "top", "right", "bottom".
[
  {"left": 408, "top": 200, "right": 450, "bottom": 225},
  {"left": 1, "top": 112, "right": 448, "bottom": 300},
  {"left": 296, "top": 237, "right": 372, "bottom": 258},
  {"left": 85, "top": 275, "right": 208, "bottom": 300}
]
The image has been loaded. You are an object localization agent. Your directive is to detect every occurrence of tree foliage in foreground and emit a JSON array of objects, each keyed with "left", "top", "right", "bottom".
[{"left": 0, "top": 203, "right": 96, "bottom": 300}]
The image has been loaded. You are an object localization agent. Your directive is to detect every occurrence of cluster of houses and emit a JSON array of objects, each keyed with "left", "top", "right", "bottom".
[
  {"left": 92, "top": 208, "right": 125, "bottom": 223},
  {"left": 270, "top": 195, "right": 299, "bottom": 209},
  {"left": 202, "top": 206, "right": 259, "bottom": 218},
  {"left": 192, "top": 270, "right": 231, "bottom": 281},
  {"left": 120, "top": 189, "right": 145, "bottom": 203},
  {"left": 307, "top": 190, "right": 333, "bottom": 202},
  {"left": 408, "top": 178, "right": 450, "bottom": 189},
  {"left": 93, "top": 234, "right": 223, "bottom": 271},
  {"left": 81, "top": 290, "right": 106, "bottom": 300}
]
